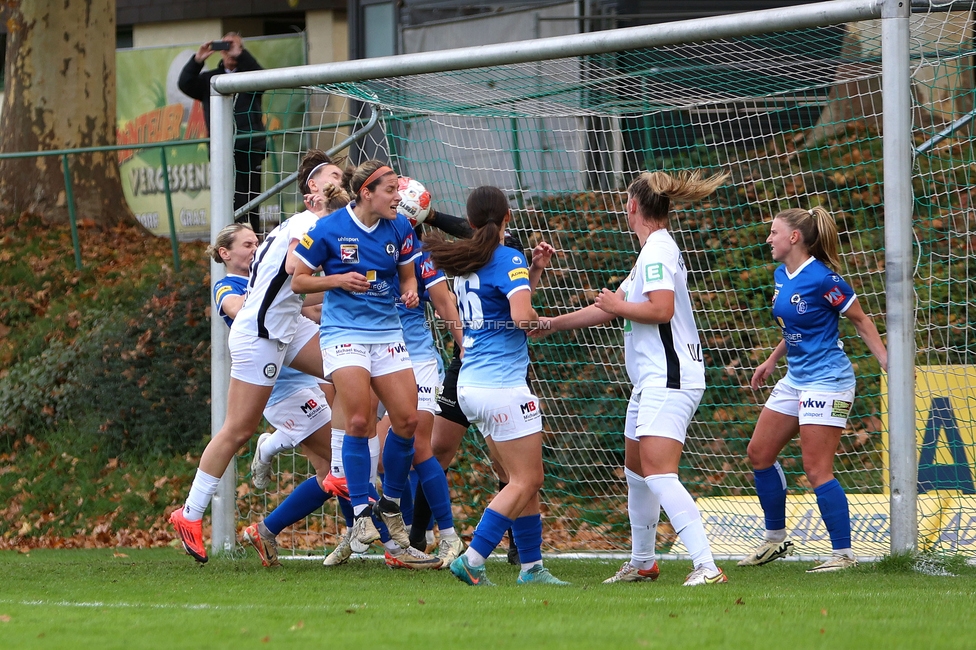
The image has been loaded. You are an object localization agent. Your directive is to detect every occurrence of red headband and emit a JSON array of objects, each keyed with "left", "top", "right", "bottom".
[{"left": 359, "top": 166, "right": 395, "bottom": 194}]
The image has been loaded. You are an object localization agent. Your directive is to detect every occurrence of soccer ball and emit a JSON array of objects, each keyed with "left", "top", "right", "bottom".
[{"left": 397, "top": 177, "right": 432, "bottom": 226}]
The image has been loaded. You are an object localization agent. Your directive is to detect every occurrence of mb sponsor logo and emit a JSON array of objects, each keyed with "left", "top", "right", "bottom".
[
  {"left": 520, "top": 400, "right": 541, "bottom": 420},
  {"left": 301, "top": 398, "right": 323, "bottom": 417}
]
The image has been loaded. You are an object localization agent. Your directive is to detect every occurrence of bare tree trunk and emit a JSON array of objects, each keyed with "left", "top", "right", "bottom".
[{"left": 0, "top": 0, "right": 135, "bottom": 228}]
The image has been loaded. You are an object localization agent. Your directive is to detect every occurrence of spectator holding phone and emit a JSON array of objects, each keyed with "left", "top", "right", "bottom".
[{"left": 178, "top": 32, "right": 266, "bottom": 232}]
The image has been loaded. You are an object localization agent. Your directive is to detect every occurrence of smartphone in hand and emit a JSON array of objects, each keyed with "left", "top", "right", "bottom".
[{"left": 211, "top": 40, "right": 231, "bottom": 51}]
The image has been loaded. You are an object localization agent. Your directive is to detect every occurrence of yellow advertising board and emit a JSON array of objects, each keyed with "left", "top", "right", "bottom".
[{"left": 697, "top": 366, "right": 976, "bottom": 556}]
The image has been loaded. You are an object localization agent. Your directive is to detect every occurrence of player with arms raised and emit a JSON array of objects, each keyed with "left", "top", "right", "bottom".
[
  {"left": 168, "top": 152, "right": 344, "bottom": 564},
  {"left": 536, "top": 170, "right": 729, "bottom": 586},
  {"left": 739, "top": 206, "right": 887, "bottom": 573},
  {"left": 426, "top": 185, "right": 565, "bottom": 587}
]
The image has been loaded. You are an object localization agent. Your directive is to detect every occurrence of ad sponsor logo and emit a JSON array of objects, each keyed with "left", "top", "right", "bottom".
[
  {"left": 823, "top": 286, "right": 846, "bottom": 307},
  {"left": 341, "top": 244, "right": 359, "bottom": 263},
  {"left": 644, "top": 262, "right": 664, "bottom": 282}
]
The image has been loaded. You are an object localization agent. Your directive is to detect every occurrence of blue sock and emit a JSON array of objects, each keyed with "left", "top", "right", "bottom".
[
  {"left": 754, "top": 462, "right": 788, "bottom": 531},
  {"left": 416, "top": 457, "right": 453, "bottom": 530},
  {"left": 470, "top": 508, "right": 514, "bottom": 559},
  {"left": 400, "top": 470, "right": 417, "bottom": 526},
  {"left": 342, "top": 435, "right": 372, "bottom": 510},
  {"left": 368, "top": 483, "right": 391, "bottom": 543},
  {"left": 815, "top": 479, "right": 852, "bottom": 550},
  {"left": 338, "top": 497, "right": 354, "bottom": 527},
  {"left": 511, "top": 514, "right": 543, "bottom": 564},
  {"left": 381, "top": 429, "right": 414, "bottom": 500},
  {"left": 264, "top": 477, "right": 330, "bottom": 536}
]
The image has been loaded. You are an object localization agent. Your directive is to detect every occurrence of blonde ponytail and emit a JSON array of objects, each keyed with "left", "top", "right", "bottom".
[{"left": 628, "top": 169, "right": 729, "bottom": 222}]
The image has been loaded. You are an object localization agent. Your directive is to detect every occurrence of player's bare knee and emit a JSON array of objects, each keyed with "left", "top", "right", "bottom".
[
  {"left": 746, "top": 440, "right": 775, "bottom": 469},
  {"left": 346, "top": 414, "right": 370, "bottom": 437}
]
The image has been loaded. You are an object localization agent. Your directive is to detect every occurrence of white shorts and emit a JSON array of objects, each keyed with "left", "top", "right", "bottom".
[
  {"left": 414, "top": 358, "right": 442, "bottom": 414},
  {"left": 624, "top": 387, "right": 704, "bottom": 443},
  {"left": 457, "top": 385, "right": 542, "bottom": 442},
  {"left": 322, "top": 341, "right": 412, "bottom": 380},
  {"left": 228, "top": 317, "right": 319, "bottom": 387},
  {"left": 765, "top": 380, "right": 855, "bottom": 428},
  {"left": 263, "top": 386, "right": 332, "bottom": 447}
]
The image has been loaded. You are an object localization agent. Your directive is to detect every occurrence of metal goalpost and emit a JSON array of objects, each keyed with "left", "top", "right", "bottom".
[{"left": 206, "top": 0, "right": 917, "bottom": 557}]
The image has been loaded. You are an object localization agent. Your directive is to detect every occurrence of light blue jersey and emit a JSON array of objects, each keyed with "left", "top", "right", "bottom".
[
  {"left": 395, "top": 250, "right": 447, "bottom": 364},
  {"left": 294, "top": 204, "right": 420, "bottom": 347},
  {"left": 771, "top": 256, "right": 857, "bottom": 391},
  {"left": 455, "top": 245, "right": 531, "bottom": 389},
  {"left": 212, "top": 274, "right": 318, "bottom": 406}
]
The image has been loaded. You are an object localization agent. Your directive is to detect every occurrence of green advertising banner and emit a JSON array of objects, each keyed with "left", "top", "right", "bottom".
[{"left": 116, "top": 35, "right": 307, "bottom": 240}]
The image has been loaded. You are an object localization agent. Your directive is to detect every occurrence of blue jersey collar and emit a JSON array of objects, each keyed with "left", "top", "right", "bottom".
[
  {"left": 346, "top": 204, "right": 380, "bottom": 234},
  {"left": 785, "top": 255, "right": 816, "bottom": 280}
]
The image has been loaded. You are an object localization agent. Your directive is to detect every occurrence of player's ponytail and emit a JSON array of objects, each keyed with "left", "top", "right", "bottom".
[
  {"left": 322, "top": 182, "right": 351, "bottom": 213},
  {"left": 425, "top": 185, "right": 510, "bottom": 276},
  {"left": 206, "top": 223, "right": 253, "bottom": 264},
  {"left": 775, "top": 206, "right": 842, "bottom": 272},
  {"left": 628, "top": 169, "right": 728, "bottom": 223}
]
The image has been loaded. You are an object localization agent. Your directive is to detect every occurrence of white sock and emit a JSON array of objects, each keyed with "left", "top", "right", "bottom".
[
  {"left": 353, "top": 503, "right": 369, "bottom": 517},
  {"left": 645, "top": 473, "right": 717, "bottom": 572},
  {"left": 464, "top": 547, "right": 486, "bottom": 567},
  {"left": 521, "top": 560, "right": 543, "bottom": 572},
  {"left": 258, "top": 430, "right": 296, "bottom": 464},
  {"left": 383, "top": 540, "right": 399, "bottom": 551},
  {"left": 765, "top": 528, "right": 787, "bottom": 543},
  {"left": 440, "top": 527, "right": 458, "bottom": 540},
  {"left": 426, "top": 530, "right": 436, "bottom": 545},
  {"left": 385, "top": 496, "right": 401, "bottom": 506},
  {"left": 330, "top": 429, "right": 345, "bottom": 478},
  {"left": 835, "top": 548, "right": 854, "bottom": 559},
  {"left": 183, "top": 469, "right": 220, "bottom": 521},
  {"left": 368, "top": 435, "right": 380, "bottom": 484},
  {"left": 626, "top": 468, "right": 660, "bottom": 570}
]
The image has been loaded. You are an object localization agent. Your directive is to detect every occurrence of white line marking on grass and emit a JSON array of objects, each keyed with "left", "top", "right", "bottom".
[{"left": 0, "top": 599, "right": 337, "bottom": 613}]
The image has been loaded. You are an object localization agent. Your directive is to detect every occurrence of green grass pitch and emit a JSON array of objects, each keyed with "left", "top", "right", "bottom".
[{"left": 1, "top": 549, "right": 974, "bottom": 649}]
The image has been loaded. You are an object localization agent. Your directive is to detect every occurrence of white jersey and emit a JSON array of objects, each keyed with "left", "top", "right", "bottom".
[
  {"left": 618, "top": 229, "right": 705, "bottom": 391},
  {"left": 233, "top": 210, "right": 320, "bottom": 343}
]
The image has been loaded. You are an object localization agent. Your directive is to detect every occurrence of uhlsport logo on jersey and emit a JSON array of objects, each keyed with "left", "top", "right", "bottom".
[
  {"left": 823, "top": 285, "right": 847, "bottom": 307},
  {"left": 341, "top": 244, "right": 359, "bottom": 263},
  {"left": 519, "top": 400, "right": 541, "bottom": 421}
]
